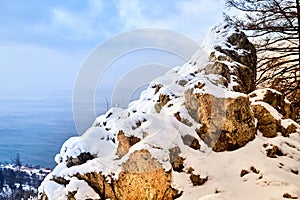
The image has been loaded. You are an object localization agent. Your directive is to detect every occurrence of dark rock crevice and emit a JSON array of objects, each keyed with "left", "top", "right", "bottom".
[{"left": 66, "top": 152, "right": 95, "bottom": 168}]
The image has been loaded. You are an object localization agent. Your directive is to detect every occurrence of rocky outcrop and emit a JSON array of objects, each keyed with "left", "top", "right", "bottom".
[
  {"left": 250, "top": 88, "right": 295, "bottom": 119},
  {"left": 218, "top": 30, "right": 256, "bottom": 68},
  {"left": 251, "top": 103, "right": 279, "bottom": 138},
  {"left": 39, "top": 23, "right": 300, "bottom": 200},
  {"left": 154, "top": 93, "right": 171, "bottom": 113},
  {"left": 66, "top": 152, "right": 95, "bottom": 168},
  {"left": 73, "top": 150, "right": 179, "bottom": 200},
  {"left": 180, "top": 23, "right": 258, "bottom": 152},
  {"left": 185, "top": 89, "right": 256, "bottom": 151},
  {"left": 115, "top": 150, "right": 179, "bottom": 200},
  {"left": 41, "top": 150, "right": 179, "bottom": 200},
  {"left": 197, "top": 23, "right": 257, "bottom": 94},
  {"left": 116, "top": 130, "right": 141, "bottom": 157},
  {"left": 249, "top": 89, "right": 297, "bottom": 137}
]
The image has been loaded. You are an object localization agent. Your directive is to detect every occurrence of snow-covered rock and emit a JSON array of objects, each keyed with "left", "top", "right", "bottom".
[
  {"left": 194, "top": 23, "right": 257, "bottom": 94},
  {"left": 39, "top": 23, "right": 300, "bottom": 200},
  {"left": 250, "top": 88, "right": 297, "bottom": 138}
]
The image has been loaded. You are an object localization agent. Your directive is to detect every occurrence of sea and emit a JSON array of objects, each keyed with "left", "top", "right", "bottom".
[{"left": 0, "top": 93, "right": 107, "bottom": 169}]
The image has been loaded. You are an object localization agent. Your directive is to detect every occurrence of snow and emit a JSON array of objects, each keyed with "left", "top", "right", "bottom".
[
  {"left": 66, "top": 177, "right": 100, "bottom": 199},
  {"left": 249, "top": 88, "right": 282, "bottom": 103},
  {"left": 201, "top": 22, "right": 243, "bottom": 56},
  {"left": 191, "top": 76, "right": 247, "bottom": 99},
  {"left": 43, "top": 181, "right": 67, "bottom": 200},
  {"left": 55, "top": 127, "right": 117, "bottom": 165},
  {"left": 173, "top": 133, "right": 300, "bottom": 200},
  {"left": 281, "top": 118, "right": 300, "bottom": 130},
  {"left": 39, "top": 22, "right": 300, "bottom": 200}
]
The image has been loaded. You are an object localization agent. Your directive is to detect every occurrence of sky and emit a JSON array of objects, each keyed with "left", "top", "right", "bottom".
[
  {"left": 0, "top": 0, "right": 229, "bottom": 161},
  {"left": 0, "top": 0, "right": 225, "bottom": 98}
]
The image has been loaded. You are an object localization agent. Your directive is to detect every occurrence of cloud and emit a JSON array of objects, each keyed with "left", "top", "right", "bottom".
[
  {"left": 35, "top": 0, "right": 106, "bottom": 40},
  {"left": 0, "top": 0, "right": 225, "bottom": 55},
  {"left": 115, "top": 0, "right": 176, "bottom": 29},
  {"left": 50, "top": 8, "right": 96, "bottom": 38},
  {"left": 115, "top": 0, "right": 225, "bottom": 41},
  {"left": 177, "top": 0, "right": 224, "bottom": 18},
  {"left": 52, "top": 8, "right": 76, "bottom": 27}
]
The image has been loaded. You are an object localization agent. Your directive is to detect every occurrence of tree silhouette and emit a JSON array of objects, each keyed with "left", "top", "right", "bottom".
[
  {"left": 0, "top": 169, "right": 3, "bottom": 191},
  {"left": 225, "top": 0, "right": 300, "bottom": 121},
  {"left": 12, "top": 153, "right": 22, "bottom": 170}
]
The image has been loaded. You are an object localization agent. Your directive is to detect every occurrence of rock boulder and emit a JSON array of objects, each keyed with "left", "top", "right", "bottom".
[{"left": 185, "top": 88, "right": 256, "bottom": 152}]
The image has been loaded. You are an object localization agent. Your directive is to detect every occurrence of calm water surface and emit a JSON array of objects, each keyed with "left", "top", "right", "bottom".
[{"left": 0, "top": 95, "right": 81, "bottom": 168}]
